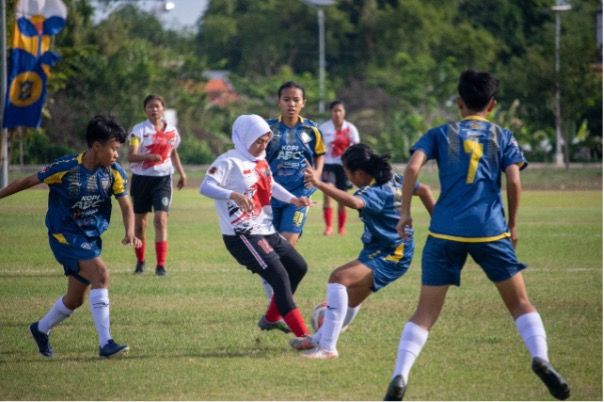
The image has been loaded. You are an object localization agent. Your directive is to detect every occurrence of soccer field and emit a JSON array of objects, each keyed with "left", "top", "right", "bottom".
[{"left": 0, "top": 188, "right": 601, "bottom": 400}]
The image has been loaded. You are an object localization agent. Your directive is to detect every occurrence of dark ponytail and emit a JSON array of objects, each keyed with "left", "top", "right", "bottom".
[{"left": 341, "top": 144, "right": 393, "bottom": 185}]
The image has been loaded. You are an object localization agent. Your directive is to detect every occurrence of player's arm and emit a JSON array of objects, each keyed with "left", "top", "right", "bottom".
[
  {"left": 0, "top": 174, "right": 41, "bottom": 199},
  {"left": 116, "top": 196, "right": 141, "bottom": 247},
  {"left": 313, "top": 154, "right": 324, "bottom": 179},
  {"left": 505, "top": 163, "right": 522, "bottom": 248},
  {"left": 303, "top": 166, "right": 364, "bottom": 209},
  {"left": 127, "top": 137, "right": 160, "bottom": 163},
  {"left": 413, "top": 182, "right": 435, "bottom": 216},
  {"left": 397, "top": 150, "right": 427, "bottom": 238},
  {"left": 170, "top": 148, "right": 187, "bottom": 190},
  {"left": 272, "top": 181, "right": 313, "bottom": 207}
]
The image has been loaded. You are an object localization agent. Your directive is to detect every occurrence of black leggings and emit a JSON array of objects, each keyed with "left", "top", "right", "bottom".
[{"left": 223, "top": 232, "right": 307, "bottom": 316}]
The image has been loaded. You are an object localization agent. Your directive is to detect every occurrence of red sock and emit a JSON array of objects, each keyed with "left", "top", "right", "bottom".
[
  {"left": 338, "top": 210, "right": 347, "bottom": 233},
  {"left": 155, "top": 241, "right": 168, "bottom": 267},
  {"left": 135, "top": 242, "right": 146, "bottom": 263},
  {"left": 323, "top": 207, "right": 333, "bottom": 228},
  {"left": 283, "top": 308, "right": 310, "bottom": 337},
  {"left": 265, "top": 296, "right": 281, "bottom": 322}
]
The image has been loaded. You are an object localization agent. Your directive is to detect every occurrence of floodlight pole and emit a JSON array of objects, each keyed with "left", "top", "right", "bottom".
[
  {"left": 552, "top": 1, "right": 572, "bottom": 167},
  {"left": 0, "top": 0, "right": 8, "bottom": 188}
]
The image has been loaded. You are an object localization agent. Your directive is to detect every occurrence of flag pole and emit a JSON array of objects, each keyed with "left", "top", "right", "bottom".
[{"left": 0, "top": 0, "right": 8, "bottom": 188}]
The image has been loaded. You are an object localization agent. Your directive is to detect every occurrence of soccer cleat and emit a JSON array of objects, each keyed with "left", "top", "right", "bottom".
[
  {"left": 384, "top": 374, "right": 406, "bottom": 401},
  {"left": 323, "top": 226, "right": 333, "bottom": 236},
  {"left": 99, "top": 339, "right": 129, "bottom": 358},
  {"left": 301, "top": 346, "right": 338, "bottom": 360},
  {"left": 289, "top": 336, "right": 316, "bottom": 351},
  {"left": 29, "top": 322, "right": 53, "bottom": 358},
  {"left": 134, "top": 261, "right": 145, "bottom": 274},
  {"left": 532, "top": 357, "right": 571, "bottom": 400},
  {"left": 338, "top": 227, "right": 346, "bottom": 235},
  {"left": 155, "top": 265, "right": 167, "bottom": 276},
  {"left": 257, "top": 315, "right": 291, "bottom": 333}
]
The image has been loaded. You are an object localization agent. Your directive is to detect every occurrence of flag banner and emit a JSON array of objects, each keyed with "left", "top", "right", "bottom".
[{"left": 2, "top": 0, "right": 67, "bottom": 128}]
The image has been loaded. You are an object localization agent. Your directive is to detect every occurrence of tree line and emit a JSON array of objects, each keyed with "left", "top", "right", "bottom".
[{"left": 5, "top": 0, "right": 602, "bottom": 164}]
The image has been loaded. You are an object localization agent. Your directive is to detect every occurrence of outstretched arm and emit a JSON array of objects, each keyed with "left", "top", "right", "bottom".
[
  {"left": 413, "top": 183, "right": 435, "bottom": 216},
  {"left": 0, "top": 174, "right": 41, "bottom": 199},
  {"left": 397, "top": 150, "right": 427, "bottom": 238},
  {"left": 117, "top": 196, "right": 141, "bottom": 247},
  {"left": 303, "top": 165, "right": 364, "bottom": 210}
]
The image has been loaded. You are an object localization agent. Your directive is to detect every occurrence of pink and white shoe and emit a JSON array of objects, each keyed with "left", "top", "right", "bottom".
[{"left": 301, "top": 346, "right": 339, "bottom": 360}]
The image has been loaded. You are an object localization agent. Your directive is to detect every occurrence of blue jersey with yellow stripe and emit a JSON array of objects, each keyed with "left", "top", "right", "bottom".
[
  {"left": 37, "top": 153, "right": 129, "bottom": 239},
  {"left": 355, "top": 174, "right": 418, "bottom": 254},
  {"left": 265, "top": 116, "right": 325, "bottom": 196},
  {"left": 412, "top": 116, "right": 527, "bottom": 241}
]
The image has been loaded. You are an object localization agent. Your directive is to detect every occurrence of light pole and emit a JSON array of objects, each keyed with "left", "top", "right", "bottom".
[
  {"left": 301, "top": 0, "right": 335, "bottom": 114},
  {"left": 552, "top": 0, "right": 572, "bottom": 167}
]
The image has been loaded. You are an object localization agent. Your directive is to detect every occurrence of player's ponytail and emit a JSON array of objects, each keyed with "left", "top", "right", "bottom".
[{"left": 342, "top": 144, "right": 393, "bottom": 185}]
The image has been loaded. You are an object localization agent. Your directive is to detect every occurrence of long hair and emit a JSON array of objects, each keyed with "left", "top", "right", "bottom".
[{"left": 341, "top": 143, "right": 392, "bottom": 185}]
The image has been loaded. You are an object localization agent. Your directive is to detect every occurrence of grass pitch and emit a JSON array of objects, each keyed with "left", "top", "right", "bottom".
[{"left": 0, "top": 185, "right": 601, "bottom": 400}]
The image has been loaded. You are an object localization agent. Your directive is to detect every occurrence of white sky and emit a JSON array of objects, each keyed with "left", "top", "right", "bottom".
[{"left": 94, "top": 0, "right": 209, "bottom": 29}]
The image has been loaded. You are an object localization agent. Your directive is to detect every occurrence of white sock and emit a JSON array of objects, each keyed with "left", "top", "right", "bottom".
[
  {"left": 515, "top": 312, "right": 549, "bottom": 361},
  {"left": 38, "top": 297, "right": 74, "bottom": 334},
  {"left": 318, "top": 283, "right": 347, "bottom": 352},
  {"left": 393, "top": 321, "right": 429, "bottom": 383},
  {"left": 343, "top": 305, "right": 361, "bottom": 328},
  {"left": 260, "top": 277, "right": 274, "bottom": 301},
  {"left": 89, "top": 288, "right": 112, "bottom": 347}
]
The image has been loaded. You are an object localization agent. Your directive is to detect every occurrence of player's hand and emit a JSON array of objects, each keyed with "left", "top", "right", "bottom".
[
  {"left": 509, "top": 225, "right": 518, "bottom": 249},
  {"left": 396, "top": 214, "right": 413, "bottom": 239},
  {"left": 291, "top": 196, "right": 314, "bottom": 207},
  {"left": 147, "top": 154, "right": 162, "bottom": 162},
  {"left": 177, "top": 174, "right": 187, "bottom": 190},
  {"left": 303, "top": 166, "right": 319, "bottom": 188},
  {"left": 122, "top": 234, "right": 142, "bottom": 248},
  {"left": 230, "top": 192, "right": 254, "bottom": 212}
]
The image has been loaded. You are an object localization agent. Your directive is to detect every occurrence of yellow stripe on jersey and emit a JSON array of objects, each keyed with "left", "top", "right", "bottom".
[
  {"left": 311, "top": 126, "right": 326, "bottom": 154},
  {"left": 429, "top": 231, "right": 510, "bottom": 243},
  {"left": 384, "top": 243, "right": 405, "bottom": 262},
  {"left": 130, "top": 136, "right": 141, "bottom": 146},
  {"left": 112, "top": 168, "right": 126, "bottom": 195},
  {"left": 52, "top": 233, "right": 69, "bottom": 244},
  {"left": 43, "top": 171, "right": 68, "bottom": 185}
]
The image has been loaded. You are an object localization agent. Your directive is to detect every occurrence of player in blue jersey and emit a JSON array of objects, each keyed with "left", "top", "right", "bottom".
[
  {"left": 256, "top": 81, "right": 326, "bottom": 331},
  {"left": 383, "top": 70, "right": 570, "bottom": 401},
  {"left": 288, "top": 144, "right": 434, "bottom": 359},
  {"left": 265, "top": 81, "right": 326, "bottom": 247},
  {"left": 0, "top": 115, "right": 140, "bottom": 359}
]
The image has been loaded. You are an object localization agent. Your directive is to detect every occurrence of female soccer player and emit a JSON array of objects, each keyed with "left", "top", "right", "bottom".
[
  {"left": 200, "top": 114, "right": 313, "bottom": 339},
  {"left": 318, "top": 100, "right": 360, "bottom": 236},
  {"left": 0, "top": 115, "right": 139, "bottom": 358},
  {"left": 128, "top": 94, "right": 187, "bottom": 276},
  {"left": 289, "top": 144, "right": 435, "bottom": 359}
]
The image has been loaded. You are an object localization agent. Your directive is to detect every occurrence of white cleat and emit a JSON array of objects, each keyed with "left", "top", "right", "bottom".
[{"left": 301, "top": 346, "right": 339, "bottom": 360}]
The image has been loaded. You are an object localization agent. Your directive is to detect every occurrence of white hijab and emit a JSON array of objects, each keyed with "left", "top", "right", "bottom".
[{"left": 232, "top": 114, "right": 272, "bottom": 161}]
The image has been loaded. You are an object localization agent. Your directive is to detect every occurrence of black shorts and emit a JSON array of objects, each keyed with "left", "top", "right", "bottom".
[
  {"left": 130, "top": 174, "right": 172, "bottom": 214},
  {"left": 321, "top": 163, "right": 351, "bottom": 191},
  {"left": 223, "top": 232, "right": 300, "bottom": 274}
]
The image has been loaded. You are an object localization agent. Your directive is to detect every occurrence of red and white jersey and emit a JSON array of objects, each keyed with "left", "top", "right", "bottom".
[
  {"left": 318, "top": 120, "right": 360, "bottom": 165},
  {"left": 128, "top": 119, "right": 181, "bottom": 176},
  {"left": 205, "top": 150, "right": 276, "bottom": 236}
]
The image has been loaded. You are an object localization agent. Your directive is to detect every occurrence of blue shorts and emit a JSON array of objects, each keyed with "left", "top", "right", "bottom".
[
  {"left": 49, "top": 233, "right": 102, "bottom": 285},
  {"left": 358, "top": 239, "right": 414, "bottom": 291},
  {"left": 421, "top": 236, "right": 527, "bottom": 286},
  {"left": 271, "top": 203, "right": 309, "bottom": 235}
]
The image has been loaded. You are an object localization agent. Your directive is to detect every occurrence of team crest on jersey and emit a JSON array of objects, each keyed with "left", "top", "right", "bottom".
[
  {"left": 300, "top": 130, "right": 311, "bottom": 144},
  {"left": 208, "top": 166, "right": 218, "bottom": 175}
]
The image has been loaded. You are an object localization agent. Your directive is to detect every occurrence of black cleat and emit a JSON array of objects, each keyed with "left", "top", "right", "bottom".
[
  {"left": 257, "top": 315, "right": 291, "bottom": 333},
  {"left": 155, "top": 265, "right": 167, "bottom": 276},
  {"left": 532, "top": 357, "right": 571, "bottom": 400},
  {"left": 99, "top": 339, "right": 129, "bottom": 358},
  {"left": 384, "top": 374, "right": 406, "bottom": 401},
  {"left": 29, "top": 322, "right": 53, "bottom": 357},
  {"left": 134, "top": 261, "right": 145, "bottom": 274}
]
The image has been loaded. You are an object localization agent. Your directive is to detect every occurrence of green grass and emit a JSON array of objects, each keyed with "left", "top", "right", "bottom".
[{"left": 0, "top": 187, "right": 601, "bottom": 400}]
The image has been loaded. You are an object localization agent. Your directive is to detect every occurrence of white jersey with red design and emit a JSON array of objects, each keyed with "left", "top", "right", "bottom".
[
  {"left": 205, "top": 150, "right": 276, "bottom": 236},
  {"left": 319, "top": 119, "right": 360, "bottom": 165},
  {"left": 128, "top": 119, "right": 181, "bottom": 176}
]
